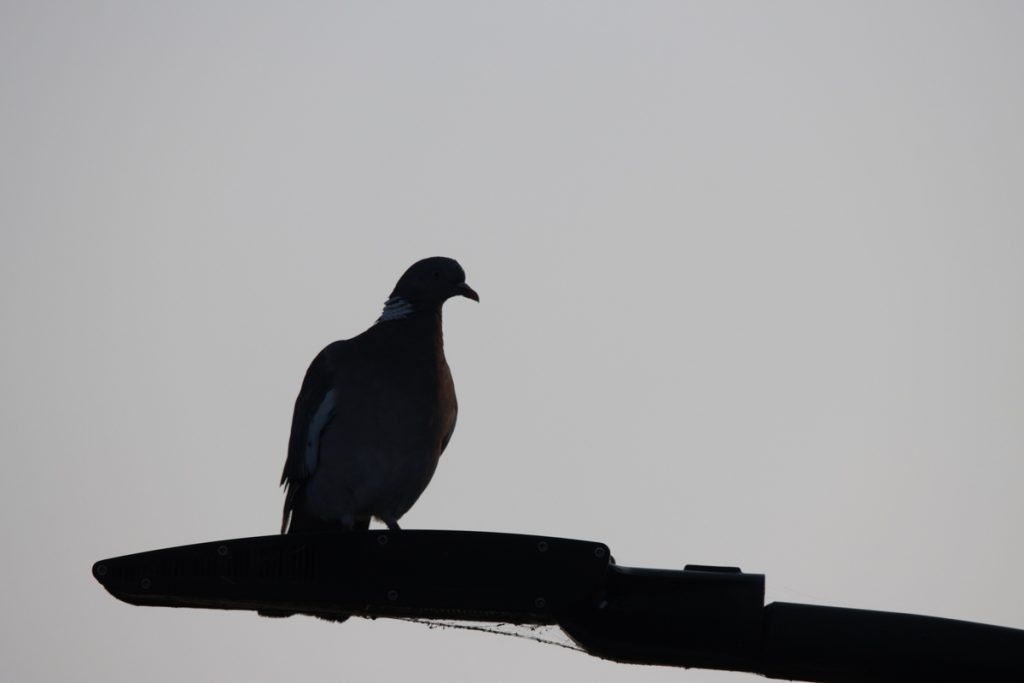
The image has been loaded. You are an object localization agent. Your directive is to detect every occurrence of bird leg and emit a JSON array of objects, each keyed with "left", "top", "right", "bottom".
[{"left": 382, "top": 517, "right": 401, "bottom": 531}]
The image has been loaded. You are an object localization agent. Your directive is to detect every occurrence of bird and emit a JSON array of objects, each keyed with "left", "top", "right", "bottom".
[{"left": 279, "top": 257, "right": 478, "bottom": 534}]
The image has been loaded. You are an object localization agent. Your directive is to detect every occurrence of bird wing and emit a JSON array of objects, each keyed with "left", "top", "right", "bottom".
[{"left": 280, "top": 341, "right": 345, "bottom": 532}]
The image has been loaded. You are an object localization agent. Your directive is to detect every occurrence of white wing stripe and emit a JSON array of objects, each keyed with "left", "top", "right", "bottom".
[{"left": 305, "top": 388, "right": 336, "bottom": 475}]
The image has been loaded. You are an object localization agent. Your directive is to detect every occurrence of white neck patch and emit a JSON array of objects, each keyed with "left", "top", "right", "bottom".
[{"left": 376, "top": 296, "right": 414, "bottom": 323}]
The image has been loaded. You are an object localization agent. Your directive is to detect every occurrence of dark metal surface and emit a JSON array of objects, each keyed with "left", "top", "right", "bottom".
[
  {"left": 93, "top": 530, "right": 1024, "bottom": 681},
  {"left": 93, "top": 530, "right": 609, "bottom": 622},
  {"left": 761, "top": 601, "right": 1024, "bottom": 682},
  {"left": 558, "top": 563, "right": 765, "bottom": 671}
]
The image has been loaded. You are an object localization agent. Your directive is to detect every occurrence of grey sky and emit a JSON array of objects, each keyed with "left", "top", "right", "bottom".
[{"left": 2, "top": 3, "right": 1023, "bottom": 681}]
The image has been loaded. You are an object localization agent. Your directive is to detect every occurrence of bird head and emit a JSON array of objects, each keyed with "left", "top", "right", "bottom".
[{"left": 390, "top": 257, "right": 479, "bottom": 306}]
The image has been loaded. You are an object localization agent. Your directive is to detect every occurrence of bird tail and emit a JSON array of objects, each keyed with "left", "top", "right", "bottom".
[
  {"left": 268, "top": 492, "right": 367, "bottom": 623},
  {"left": 281, "top": 482, "right": 298, "bottom": 533},
  {"left": 282, "top": 486, "right": 370, "bottom": 534}
]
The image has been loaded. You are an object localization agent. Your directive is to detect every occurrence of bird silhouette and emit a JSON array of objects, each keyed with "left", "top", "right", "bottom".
[{"left": 279, "top": 257, "right": 478, "bottom": 534}]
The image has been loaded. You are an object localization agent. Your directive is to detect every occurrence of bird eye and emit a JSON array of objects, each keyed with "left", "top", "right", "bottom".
[{"left": 432, "top": 271, "right": 440, "bottom": 279}]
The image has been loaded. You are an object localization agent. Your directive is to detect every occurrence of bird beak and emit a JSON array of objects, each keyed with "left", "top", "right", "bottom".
[{"left": 457, "top": 282, "right": 480, "bottom": 302}]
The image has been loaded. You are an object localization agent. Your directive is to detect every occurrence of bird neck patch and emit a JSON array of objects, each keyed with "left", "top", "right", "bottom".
[{"left": 376, "top": 296, "right": 415, "bottom": 323}]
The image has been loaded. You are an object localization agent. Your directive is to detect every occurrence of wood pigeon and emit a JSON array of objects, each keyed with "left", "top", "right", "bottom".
[{"left": 279, "top": 257, "right": 478, "bottom": 534}]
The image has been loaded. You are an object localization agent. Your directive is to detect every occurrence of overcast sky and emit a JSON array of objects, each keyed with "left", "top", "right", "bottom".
[{"left": 3, "top": 2, "right": 1023, "bottom": 681}]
